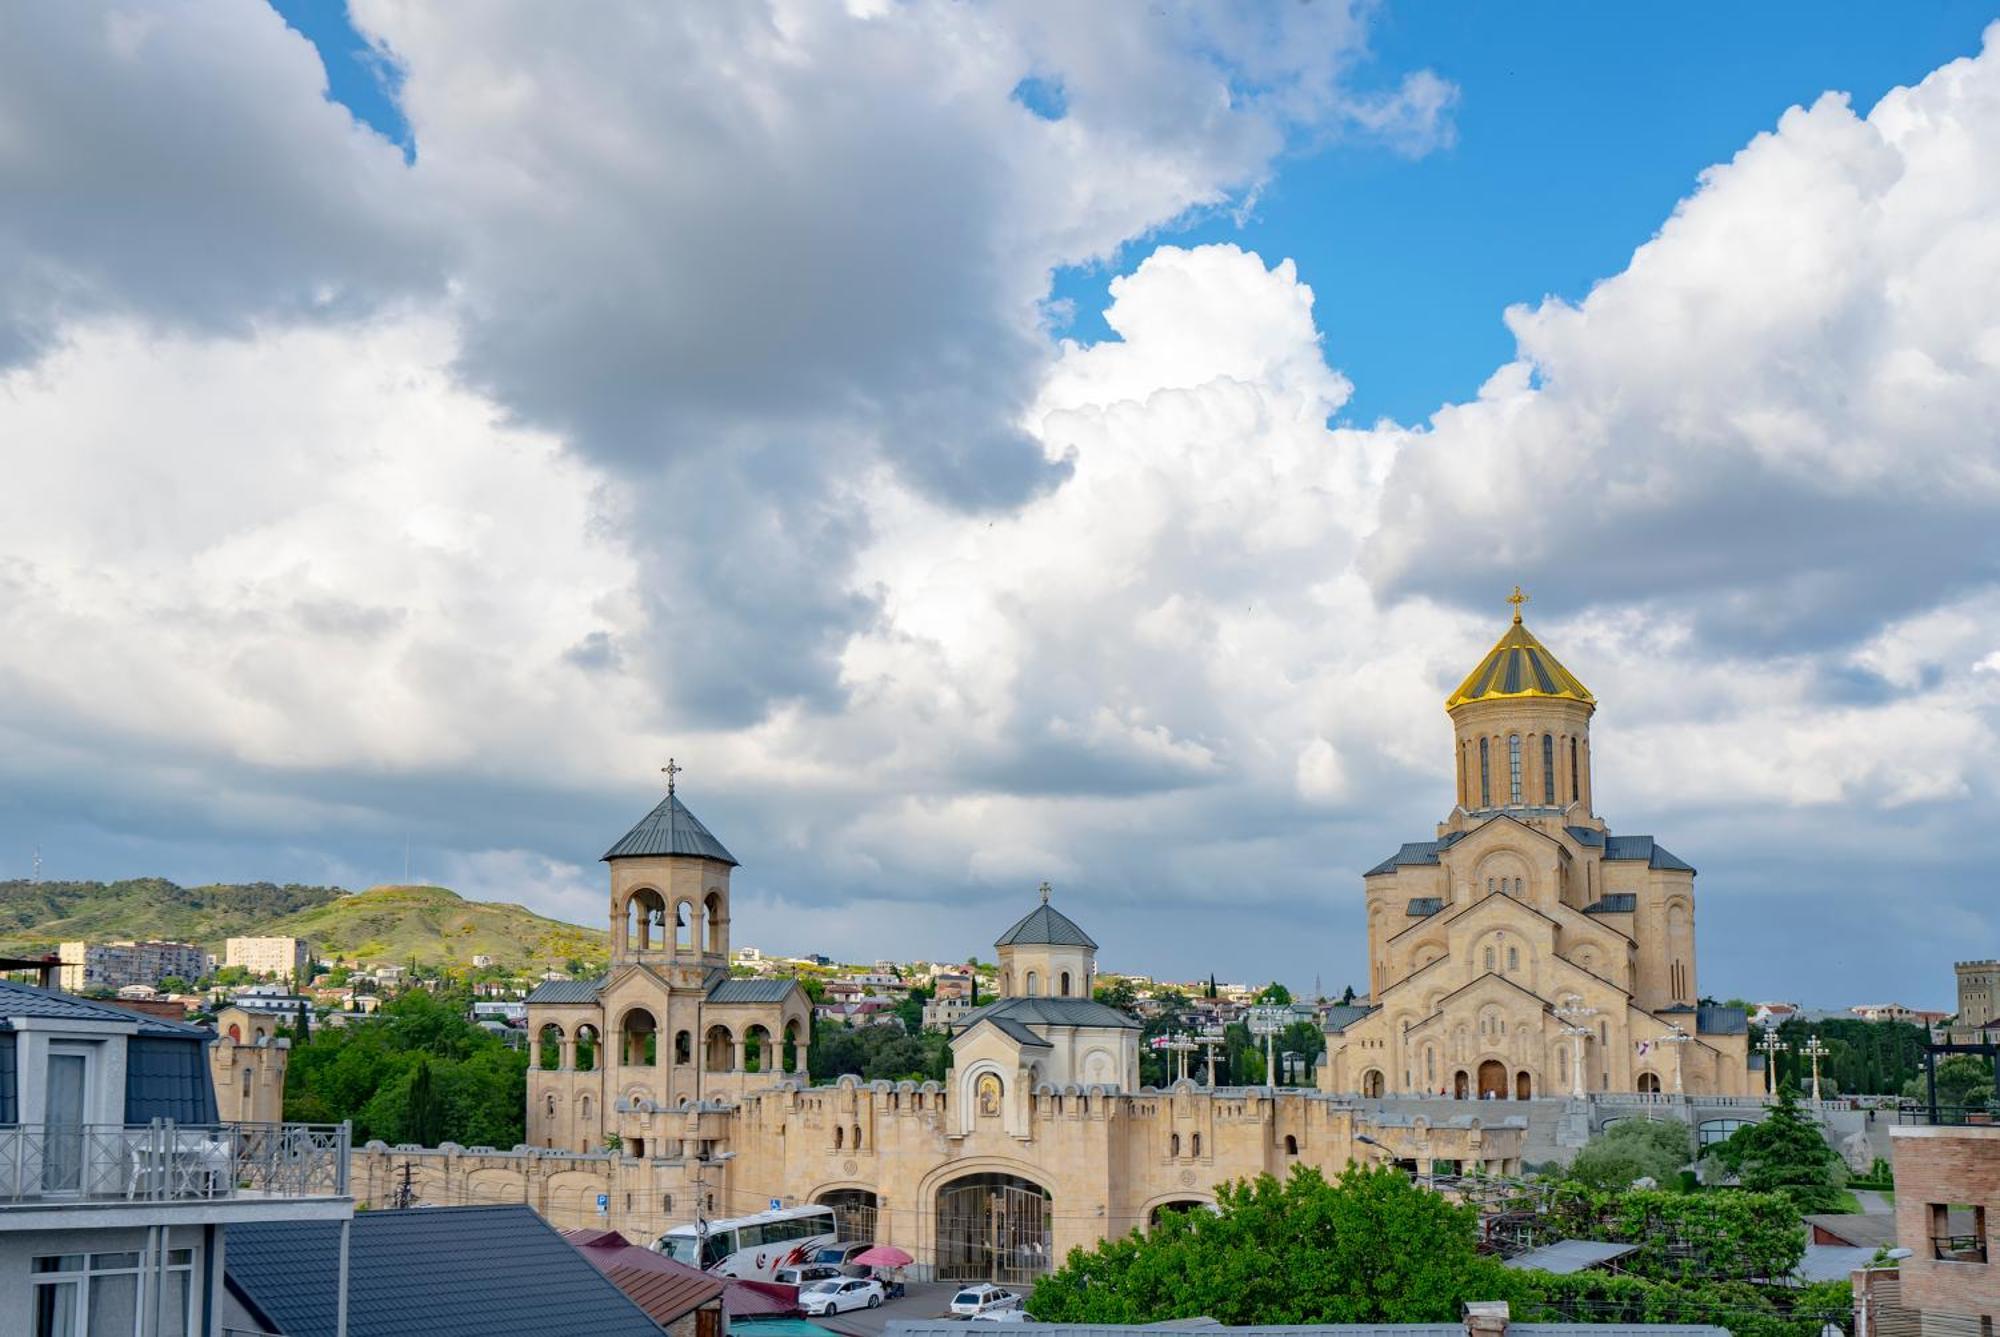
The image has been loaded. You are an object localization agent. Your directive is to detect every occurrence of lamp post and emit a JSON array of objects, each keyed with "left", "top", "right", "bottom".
[
  {"left": 1196, "top": 1029, "right": 1225, "bottom": 1088},
  {"left": 1656, "top": 1023, "right": 1692, "bottom": 1095},
  {"left": 1757, "top": 1027, "right": 1789, "bottom": 1098},
  {"left": 1801, "top": 1035, "right": 1830, "bottom": 1106},
  {"left": 1553, "top": 995, "right": 1598, "bottom": 1100},
  {"left": 1248, "top": 1008, "right": 1286, "bottom": 1088}
]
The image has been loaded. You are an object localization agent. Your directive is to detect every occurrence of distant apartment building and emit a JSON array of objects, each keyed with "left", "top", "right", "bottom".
[
  {"left": 225, "top": 935, "right": 311, "bottom": 982},
  {"left": 931, "top": 971, "right": 974, "bottom": 1000},
  {"left": 1850, "top": 1002, "right": 1952, "bottom": 1024},
  {"left": 58, "top": 939, "right": 208, "bottom": 992},
  {"left": 732, "top": 945, "right": 763, "bottom": 963},
  {"left": 1958, "top": 960, "right": 2000, "bottom": 1027},
  {"left": 922, "top": 993, "right": 973, "bottom": 1032}
]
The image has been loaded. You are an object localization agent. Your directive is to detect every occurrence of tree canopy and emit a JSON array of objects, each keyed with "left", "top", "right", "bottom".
[
  {"left": 1565, "top": 1118, "right": 1692, "bottom": 1191},
  {"left": 1708, "top": 1084, "right": 1847, "bottom": 1212},
  {"left": 1030, "top": 1165, "right": 1513, "bottom": 1324}
]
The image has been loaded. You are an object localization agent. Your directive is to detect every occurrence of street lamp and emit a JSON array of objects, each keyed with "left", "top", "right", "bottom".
[
  {"left": 1756, "top": 1026, "right": 1789, "bottom": 1098},
  {"left": 1801, "top": 1035, "right": 1830, "bottom": 1106},
  {"left": 1553, "top": 995, "right": 1598, "bottom": 1100},
  {"left": 1656, "top": 1023, "right": 1692, "bottom": 1094}
]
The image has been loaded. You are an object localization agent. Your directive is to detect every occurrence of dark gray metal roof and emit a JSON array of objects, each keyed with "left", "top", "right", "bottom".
[
  {"left": 1565, "top": 825, "right": 1606, "bottom": 847},
  {"left": 1364, "top": 833, "right": 1463, "bottom": 877},
  {"left": 526, "top": 977, "right": 606, "bottom": 1005},
  {"left": 960, "top": 996, "right": 1138, "bottom": 1030},
  {"left": 227, "top": 1204, "right": 664, "bottom": 1337},
  {"left": 995, "top": 901, "right": 1098, "bottom": 949},
  {"left": 0, "top": 1033, "right": 15, "bottom": 1124},
  {"left": 708, "top": 978, "right": 800, "bottom": 1005},
  {"left": 1583, "top": 893, "right": 1637, "bottom": 914},
  {"left": 1405, "top": 897, "right": 1444, "bottom": 917},
  {"left": 0, "top": 979, "right": 208, "bottom": 1036},
  {"left": 1602, "top": 834, "right": 1695, "bottom": 872},
  {"left": 601, "top": 793, "right": 739, "bottom": 865},
  {"left": 127, "top": 1034, "right": 219, "bottom": 1123},
  {"left": 1696, "top": 1004, "right": 1749, "bottom": 1036},
  {"left": 975, "top": 1015, "right": 1052, "bottom": 1048},
  {"left": 1320, "top": 1004, "right": 1376, "bottom": 1033},
  {"left": 1502, "top": 1239, "right": 1638, "bottom": 1274}
]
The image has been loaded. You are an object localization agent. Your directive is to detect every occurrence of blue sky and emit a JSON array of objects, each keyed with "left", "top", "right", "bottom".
[{"left": 5, "top": 3, "right": 2000, "bottom": 1007}]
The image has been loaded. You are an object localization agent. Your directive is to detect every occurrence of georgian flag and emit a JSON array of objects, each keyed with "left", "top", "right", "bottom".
[{"left": 1636, "top": 1040, "right": 1652, "bottom": 1056}]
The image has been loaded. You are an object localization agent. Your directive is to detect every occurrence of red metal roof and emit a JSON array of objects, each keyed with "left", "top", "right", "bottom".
[{"left": 562, "top": 1229, "right": 795, "bottom": 1322}]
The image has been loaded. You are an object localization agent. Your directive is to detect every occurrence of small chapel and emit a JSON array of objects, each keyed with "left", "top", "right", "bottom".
[{"left": 1318, "top": 591, "right": 1753, "bottom": 1100}]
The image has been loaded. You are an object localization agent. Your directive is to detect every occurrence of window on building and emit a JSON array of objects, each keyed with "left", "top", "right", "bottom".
[
  {"left": 1508, "top": 735, "right": 1522, "bottom": 804},
  {"left": 1060, "top": 972, "right": 1071, "bottom": 997},
  {"left": 34, "top": 1250, "right": 194, "bottom": 1337},
  {"left": 1479, "top": 739, "right": 1491, "bottom": 807},
  {"left": 1170, "top": 1133, "right": 1180, "bottom": 1157},
  {"left": 1483, "top": 947, "right": 1495, "bottom": 972},
  {"left": 1507, "top": 947, "right": 1519, "bottom": 971},
  {"left": 1192, "top": 1133, "right": 1202, "bottom": 1156},
  {"left": 1930, "top": 1203, "right": 1988, "bottom": 1263},
  {"left": 1570, "top": 738, "right": 1580, "bottom": 798},
  {"left": 1542, "top": 735, "right": 1556, "bottom": 804}
]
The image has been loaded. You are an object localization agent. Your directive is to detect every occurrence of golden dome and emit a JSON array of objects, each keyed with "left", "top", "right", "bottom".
[{"left": 1445, "top": 589, "right": 1595, "bottom": 711}]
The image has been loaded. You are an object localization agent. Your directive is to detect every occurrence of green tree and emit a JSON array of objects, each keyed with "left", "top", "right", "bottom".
[
  {"left": 1254, "top": 982, "right": 1292, "bottom": 1005},
  {"left": 403, "top": 1058, "right": 446, "bottom": 1146},
  {"left": 1093, "top": 978, "right": 1140, "bottom": 1011},
  {"left": 1902, "top": 1054, "right": 1994, "bottom": 1110},
  {"left": 1566, "top": 1119, "right": 1692, "bottom": 1191},
  {"left": 1030, "top": 1165, "right": 1515, "bottom": 1324},
  {"left": 1339, "top": 984, "right": 1356, "bottom": 1005},
  {"left": 893, "top": 984, "right": 933, "bottom": 1034},
  {"left": 1709, "top": 1085, "right": 1846, "bottom": 1212}
]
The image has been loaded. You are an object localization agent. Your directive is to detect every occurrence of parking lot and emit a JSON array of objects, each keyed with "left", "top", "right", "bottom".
[{"left": 810, "top": 1282, "right": 1004, "bottom": 1337}]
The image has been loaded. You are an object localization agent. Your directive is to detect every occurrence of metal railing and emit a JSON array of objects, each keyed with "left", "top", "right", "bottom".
[{"left": 0, "top": 1121, "right": 349, "bottom": 1205}]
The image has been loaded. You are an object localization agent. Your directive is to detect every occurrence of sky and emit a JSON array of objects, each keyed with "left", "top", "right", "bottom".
[{"left": 3, "top": 2, "right": 1999, "bottom": 1007}]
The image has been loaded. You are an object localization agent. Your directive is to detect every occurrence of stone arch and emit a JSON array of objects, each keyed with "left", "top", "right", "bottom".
[
  {"left": 618, "top": 1007, "right": 658, "bottom": 1067},
  {"left": 537, "top": 1021, "right": 566, "bottom": 1070},
  {"left": 928, "top": 1163, "right": 1054, "bottom": 1283},
  {"left": 1025, "top": 970, "right": 1040, "bottom": 996},
  {"left": 1059, "top": 970, "right": 1072, "bottom": 997},
  {"left": 226, "top": 1023, "right": 241, "bottom": 1042},
  {"left": 1515, "top": 1070, "right": 1532, "bottom": 1100},
  {"left": 673, "top": 1029, "right": 692, "bottom": 1065},
  {"left": 625, "top": 886, "right": 667, "bottom": 952},
  {"left": 744, "top": 1023, "right": 772, "bottom": 1073},
  {"left": 812, "top": 1184, "right": 881, "bottom": 1242},
  {"left": 574, "top": 1022, "right": 600, "bottom": 1072},
  {"left": 1283, "top": 1134, "right": 1298, "bottom": 1155},
  {"left": 675, "top": 900, "right": 695, "bottom": 951},
  {"left": 1360, "top": 1068, "right": 1385, "bottom": 1098},
  {"left": 1145, "top": 1195, "right": 1215, "bottom": 1228},
  {"left": 1637, "top": 1070, "right": 1662, "bottom": 1094},
  {"left": 703, "top": 889, "right": 725, "bottom": 954},
  {"left": 1477, "top": 1059, "right": 1507, "bottom": 1099},
  {"left": 704, "top": 1023, "right": 734, "bottom": 1071},
  {"left": 782, "top": 1018, "right": 803, "bottom": 1074}
]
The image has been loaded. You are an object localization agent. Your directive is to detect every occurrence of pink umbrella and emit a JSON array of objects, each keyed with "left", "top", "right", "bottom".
[{"left": 852, "top": 1245, "right": 913, "bottom": 1268}]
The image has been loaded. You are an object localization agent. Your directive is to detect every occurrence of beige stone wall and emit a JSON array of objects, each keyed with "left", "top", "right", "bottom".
[
  {"left": 353, "top": 1079, "right": 1525, "bottom": 1271},
  {"left": 209, "top": 1007, "right": 288, "bottom": 1126}
]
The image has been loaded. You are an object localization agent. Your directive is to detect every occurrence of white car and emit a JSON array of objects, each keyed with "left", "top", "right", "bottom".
[
  {"left": 949, "top": 1284, "right": 1022, "bottom": 1318},
  {"left": 801, "top": 1278, "right": 886, "bottom": 1315}
]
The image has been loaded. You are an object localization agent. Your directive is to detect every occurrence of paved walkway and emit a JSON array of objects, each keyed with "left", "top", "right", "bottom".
[{"left": 1854, "top": 1188, "right": 1894, "bottom": 1215}]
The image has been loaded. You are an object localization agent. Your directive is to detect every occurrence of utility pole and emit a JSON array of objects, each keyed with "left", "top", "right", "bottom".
[
  {"left": 1802, "top": 1035, "right": 1830, "bottom": 1107},
  {"left": 1757, "top": 1026, "right": 1789, "bottom": 1098}
]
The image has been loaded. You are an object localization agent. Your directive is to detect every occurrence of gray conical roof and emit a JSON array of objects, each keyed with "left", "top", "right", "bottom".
[
  {"left": 994, "top": 901, "right": 1097, "bottom": 949},
  {"left": 601, "top": 793, "right": 739, "bottom": 865}
]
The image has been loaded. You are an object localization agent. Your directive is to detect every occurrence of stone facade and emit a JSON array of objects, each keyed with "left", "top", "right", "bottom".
[
  {"left": 1958, "top": 961, "right": 2000, "bottom": 1028},
  {"left": 1890, "top": 1124, "right": 2000, "bottom": 1324},
  {"left": 1321, "top": 602, "right": 1753, "bottom": 1101},
  {"left": 209, "top": 1002, "right": 290, "bottom": 1125}
]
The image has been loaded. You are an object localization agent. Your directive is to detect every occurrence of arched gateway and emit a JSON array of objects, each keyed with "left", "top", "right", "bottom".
[{"left": 934, "top": 1172, "right": 1052, "bottom": 1284}]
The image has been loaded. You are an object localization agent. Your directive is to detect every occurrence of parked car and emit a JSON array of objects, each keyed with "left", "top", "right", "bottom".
[
  {"left": 774, "top": 1264, "right": 843, "bottom": 1288},
  {"left": 801, "top": 1278, "right": 886, "bottom": 1315},
  {"left": 811, "top": 1242, "right": 877, "bottom": 1276},
  {"left": 949, "top": 1283, "right": 1022, "bottom": 1317}
]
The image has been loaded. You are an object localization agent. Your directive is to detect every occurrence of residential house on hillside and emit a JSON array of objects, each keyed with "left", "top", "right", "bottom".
[{"left": 0, "top": 979, "right": 351, "bottom": 1336}]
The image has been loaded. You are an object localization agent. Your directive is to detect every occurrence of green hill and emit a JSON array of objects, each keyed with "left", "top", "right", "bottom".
[
  {"left": 0, "top": 877, "right": 605, "bottom": 972},
  {"left": 0, "top": 878, "right": 345, "bottom": 953},
  {"left": 268, "top": 884, "right": 605, "bottom": 971}
]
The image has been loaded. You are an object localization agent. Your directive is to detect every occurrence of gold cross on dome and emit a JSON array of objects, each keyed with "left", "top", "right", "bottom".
[
  {"left": 661, "top": 758, "right": 683, "bottom": 796},
  {"left": 1507, "top": 585, "right": 1528, "bottom": 624}
]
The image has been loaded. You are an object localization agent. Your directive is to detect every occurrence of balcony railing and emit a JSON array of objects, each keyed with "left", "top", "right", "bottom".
[{"left": 0, "top": 1121, "right": 349, "bottom": 1206}]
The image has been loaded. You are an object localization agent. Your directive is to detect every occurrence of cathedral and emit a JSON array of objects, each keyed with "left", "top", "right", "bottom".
[{"left": 1318, "top": 592, "right": 1752, "bottom": 1099}]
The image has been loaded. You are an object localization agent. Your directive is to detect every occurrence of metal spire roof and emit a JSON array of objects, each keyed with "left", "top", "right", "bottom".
[
  {"left": 1445, "top": 589, "right": 1595, "bottom": 711},
  {"left": 600, "top": 792, "right": 739, "bottom": 865},
  {"left": 994, "top": 887, "right": 1098, "bottom": 949}
]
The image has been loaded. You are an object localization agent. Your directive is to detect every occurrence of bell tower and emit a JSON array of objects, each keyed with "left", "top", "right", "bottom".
[{"left": 603, "top": 759, "right": 737, "bottom": 989}]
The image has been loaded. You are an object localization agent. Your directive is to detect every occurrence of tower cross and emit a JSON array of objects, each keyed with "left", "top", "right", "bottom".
[
  {"left": 1038, "top": 880, "right": 1051, "bottom": 905},
  {"left": 1507, "top": 585, "right": 1529, "bottom": 624},
  {"left": 662, "top": 758, "right": 683, "bottom": 796}
]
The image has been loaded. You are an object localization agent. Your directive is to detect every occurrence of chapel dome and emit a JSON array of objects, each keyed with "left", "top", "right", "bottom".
[{"left": 1445, "top": 591, "right": 1594, "bottom": 712}]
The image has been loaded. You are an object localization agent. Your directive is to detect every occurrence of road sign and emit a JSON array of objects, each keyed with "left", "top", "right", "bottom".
[
  {"left": 596, "top": 1193, "right": 609, "bottom": 1214},
  {"left": 769, "top": 1198, "right": 783, "bottom": 1211}
]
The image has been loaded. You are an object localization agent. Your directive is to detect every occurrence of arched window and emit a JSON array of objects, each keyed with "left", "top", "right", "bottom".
[
  {"left": 674, "top": 1030, "right": 692, "bottom": 1065},
  {"left": 1026, "top": 971, "right": 1040, "bottom": 996},
  {"left": 1284, "top": 1134, "right": 1298, "bottom": 1155},
  {"left": 1479, "top": 738, "right": 1491, "bottom": 807},
  {"left": 852, "top": 1124, "right": 863, "bottom": 1151},
  {"left": 675, "top": 901, "right": 694, "bottom": 950},
  {"left": 834, "top": 1126, "right": 844, "bottom": 1150},
  {"left": 580, "top": 1095, "right": 593, "bottom": 1122},
  {"left": 1426, "top": 1048, "right": 1436, "bottom": 1081},
  {"left": 1170, "top": 1133, "right": 1181, "bottom": 1157},
  {"left": 1570, "top": 737, "right": 1580, "bottom": 798},
  {"left": 242, "top": 1067, "right": 252, "bottom": 1097},
  {"left": 544, "top": 1093, "right": 557, "bottom": 1119},
  {"left": 1192, "top": 1133, "right": 1202, "bottom": 1157},
  {"left": 1483, "top": 946, "right": 1495, "bottom": 972},
  {"left": 1060, "top": 971, "right": 1071, "bottom": 997},
  {"left": 1508, "top": 734, "right": 1522, "bottom": 804},
  {"left": 1513, "top": 877, "right": 1522, "bottom": 897},
  {"left": 1486, "top": 877, "right": 1495, "bottom": 895},
  {"left": 1542, "top": 734, "right": 1556, "bottom": 804},
  {"left": 1507, "top": 946, "right": 1519, "bottom": 971}
]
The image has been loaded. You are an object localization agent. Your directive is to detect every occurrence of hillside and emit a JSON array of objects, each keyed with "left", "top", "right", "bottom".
[
  {"left": 0, "top": 878, "right": 345, "bottom": 953},
  {"left": 0, "top": 877, "right": 606, "bottom": 972},
  {"left": 267, "top": 884, "right": 605, "bottom": 970}
]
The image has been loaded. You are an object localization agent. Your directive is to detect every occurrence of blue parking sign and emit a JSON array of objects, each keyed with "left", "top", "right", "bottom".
[{"left": 596, "top": 1193, "right": 609, "bottom": 1214}]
